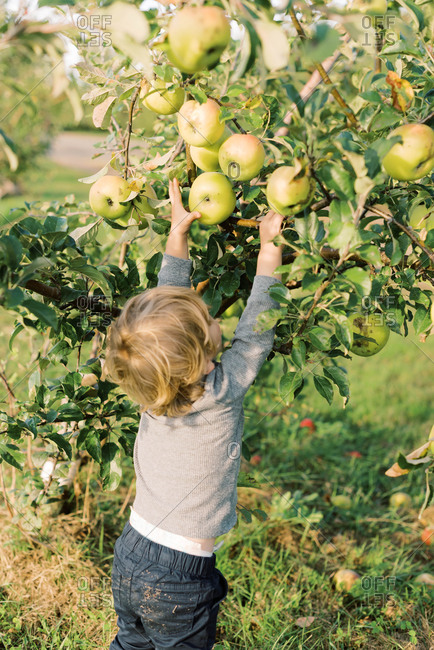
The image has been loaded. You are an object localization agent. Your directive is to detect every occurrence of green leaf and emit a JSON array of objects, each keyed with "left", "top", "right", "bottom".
[
  {"left": 92, "top": 96, "right": 117, "bottom": 129},
  {"left": 318, "top": 164, "right": 354, "bottom": 201},
  {"left": 46, "top": 433, "right": 72, "bottom": 460},
  {"left": 22, "top": 298, "right": 58, "bottom": 332},
  {"left": 69, "top": 260, "right": 113, "bottom": 300},
  {"left": 187, "top": 85, "right": 207, "bottom": 103},
  {"left": 220, "top": 271, "right": 240, "bottom": 297},
  {"left": 151, "top": 218, "right": 171, "bottom": 235},
  {"left": 313, "top": 375, "right": 334, "bottom": 405},
  {"left": 291, "top": 339, "right": 306, "bottom": 369},
  {"left": 268, "top": 283, "right": 292, "bottom": 304},
  {"left": 146, "top": 251, "right": 163, "bottom": 282},
  {"left": 101, "top": 442, "right": 122, "bottom": 491},
  {"left": 279, "top": 371, "right": 303, "bottom": 406},
  {"left": 0, "top": 235, "right": 23, "bottom": 270},
  {"left": 309, "top": 327, "right": 330, "bottom": 351},
  {"left": 395, "top": 0, "right": 425, "bottom": 30},
  {"left": 323, "top": 366, "right": 349, "bottom": 398},
  {"left": 9, "top": 323, "right": 24, "bottom": 350},
  {"left": 84, "top": 430, "right": 101, "bottom": 463},
  {"left": 341, "top": 267, "right": 372, "bottom": 297},
  {"left": 334, "top": 319, "right": 352, "bottom": 350},
  {"left": 237, "top": 471, "right": 262, "bottom": 489},
  {"left": 0, "top": 442, "right": 25, "bottom": 470},
  {"left": 413, "top": 306, "right": 431, "bottom": 334},
  {"left": 69, "top": 221, "right": 100, "bottom": 247}
]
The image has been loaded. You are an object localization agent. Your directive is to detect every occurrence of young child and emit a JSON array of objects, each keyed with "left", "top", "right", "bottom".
[{"left": 105, "top": 178, "right": 285, "bottom": 650}]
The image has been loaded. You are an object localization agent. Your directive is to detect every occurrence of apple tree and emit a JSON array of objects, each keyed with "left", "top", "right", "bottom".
[{"left": 0, "top": 0, "right": 433, "bottom": 525}]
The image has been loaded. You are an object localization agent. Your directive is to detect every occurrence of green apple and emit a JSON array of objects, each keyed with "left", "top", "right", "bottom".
[
  {"left": 81, "top": 373, "right": 98, "bottom": 387},
  {"left": 266, "top": 165, "right": 315, "bottom": 216},
  {"left": 389, "top": 492, "right": 412, "bottom": 508},
  {"left": 333, "top": 569, "right": 361, "bottom": 592},
  {"left": 188, "top": 172, "right": 236, "bottom": 226},
  {"left": 382, "top": 124, "right": 434, "bottom": 181},
  {"left": 408, "top": 201, "right": 434, "bottom": 230},
  {"left": 89, "top": 175, "right": 131, "bottom": 220},
  {"left": 348, "top": 312, "right": 390, "bottom": 357},
  {"left": 190, "top": 129, "right": 231, "bottom": 172},
  {"left": 331, "top": 495, "right": 352, "bottom": 510},
  {"left": 178, "top": 98, "right": 225, "bottom": 147},
  {"left": 350, "top": 0, "right": 387, "bottom": 13},
  {"left": 140, "top": 78, "right": 185, "bottom": 115},
  {"left": 168, "top": 6, "right": 231, "bottom": 74},
  {"left": 218, "top": 134, "right": 265, "bottom": 181}
]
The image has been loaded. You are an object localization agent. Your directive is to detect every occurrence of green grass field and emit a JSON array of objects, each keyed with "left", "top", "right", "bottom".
[
  {"left": 0, "top": 158, "right": 89, "bottom": 215},
  {"left": 0, "top": 159, "right": 433, "bottom": 649}
]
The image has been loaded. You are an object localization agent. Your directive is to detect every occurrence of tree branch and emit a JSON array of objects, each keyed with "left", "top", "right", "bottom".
[{"left": 288, "top": 8, "right": 358, "bottom": 128}]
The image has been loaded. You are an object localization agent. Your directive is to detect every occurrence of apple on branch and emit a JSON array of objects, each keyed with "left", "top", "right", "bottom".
[
  {"left": 218, "top": 134, "right": 265, "bottom": 181},
  {"left": 348, "top": 312, "right": 390, "bottom": 357},
  {"left": 382, "top": 124, "right": 434, "bottom": 181},
  {"left": 188, "top": 172, "right": 236, "bottom": 226},
  {"left": 167, "top": 6, "right": 231, "bottom": 74},
  {"left": 89, "top": 175, "right": 132, "bottom": 221},
  {"left": 190, "top": 129, "right": 231, "bottom": 172},
  {"left": 178, "top": 98, "right": 225, "bottom": 148},
  {"left": 266, "top": 163, "right": 315, "bottom": 216},
  {"left": 140, "top": 78, "right": 185, "bottom": 116}
]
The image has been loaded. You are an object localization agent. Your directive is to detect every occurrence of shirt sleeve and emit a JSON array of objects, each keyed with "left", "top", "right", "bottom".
[
  {"left": 157, "top": 253, "right": 193, "bottom": 288},
  {"left": 211, "top": 275, "right": 283, "bottom": 403}
]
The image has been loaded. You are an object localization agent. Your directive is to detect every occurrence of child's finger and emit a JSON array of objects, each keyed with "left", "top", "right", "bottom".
[
  {"left": 188, "top": 211, "right": 202, "bottom": 222},
  {"left": 168, "top": 179, "right": 174, "bottom": 203},
  {"left": 171, "top": 178, "right": 183, "bottom": 206}
]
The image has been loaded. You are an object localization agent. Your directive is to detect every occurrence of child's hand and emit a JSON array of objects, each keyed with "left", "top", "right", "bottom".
[
  {"left": 259, "top": 211, "right": 285, "bottom": 249},
  {"left": 169, "top": 178, "right": 202, "bottom": 236}
]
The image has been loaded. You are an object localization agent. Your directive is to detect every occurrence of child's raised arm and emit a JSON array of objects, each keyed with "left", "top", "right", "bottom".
[
  {"left": 210, "top": 211, "right": 286, "bottom": 403},
  {"left": 165, "top": 178, "right": 201, "bottom": 260}
]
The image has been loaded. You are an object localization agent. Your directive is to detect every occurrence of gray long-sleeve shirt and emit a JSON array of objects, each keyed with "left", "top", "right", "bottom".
[{"left": 132, "top": 253, "right": 282, "bottom": 537}]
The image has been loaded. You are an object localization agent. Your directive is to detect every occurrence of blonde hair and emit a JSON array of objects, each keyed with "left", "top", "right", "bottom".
[{"left": 102, "top": 286, "right": 219, "bottom": 418}]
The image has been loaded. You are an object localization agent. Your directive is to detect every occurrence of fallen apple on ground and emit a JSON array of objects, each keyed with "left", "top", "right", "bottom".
[
  {"left": 382, "top": 123, "right": 434, "bottom": 181},
  {"left": 333, "top": 569, "right": 361, "bottom": 592},
  {"left": 348, "top": 312, "right": 390, "bottom": 357},
  {"left": 331, "top": 495, "right": 353, "bottom": 510},
  {"left": 167, "top": 5, "right": 231, "bottom": 74},
  {"left": 188, "top": 172, "right": 236, "bottom": 226},
  {"left": 414, "top": 573, "right": 434, "bottom": 586},
  {"left": 299, "top": 418, "right": 316, "bottom": 433},
  {"left": 178, "top": 98, "right": 225, "bottom": 147},
  {"left": 421, "top": 527, "right": 434, "bottom": 547},
  {"left": 89, "top": 175, "right": 131, "bottom": 220},
  {"left": 389, "top": 492, "right": 412, "bottom": 508}
]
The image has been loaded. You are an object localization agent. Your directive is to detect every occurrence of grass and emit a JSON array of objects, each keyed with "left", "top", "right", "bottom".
[
  {"left": 0, "top": 158, "right": 89, "bottom": 215},
  {"left": 0, "top": 320, "right": 433, "bottom": 649}
]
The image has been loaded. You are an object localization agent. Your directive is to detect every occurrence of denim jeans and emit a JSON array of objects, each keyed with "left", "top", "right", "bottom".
[{"left": 110, "top": 521, "right": 229, "bottom": 650}]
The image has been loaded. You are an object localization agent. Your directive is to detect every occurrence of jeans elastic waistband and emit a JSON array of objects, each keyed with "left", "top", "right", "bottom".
[{"left": 118, "top": 520, "right": 217, "bottom": 578}]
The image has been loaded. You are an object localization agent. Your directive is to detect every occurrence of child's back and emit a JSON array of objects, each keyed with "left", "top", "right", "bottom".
[{"left": 106, "top": 179, "right": 285, "bottom": 650}]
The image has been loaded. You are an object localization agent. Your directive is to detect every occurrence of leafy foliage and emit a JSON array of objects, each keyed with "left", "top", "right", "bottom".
[{"left": 0, "top": 0, "right": 433, "bottom": 513}]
